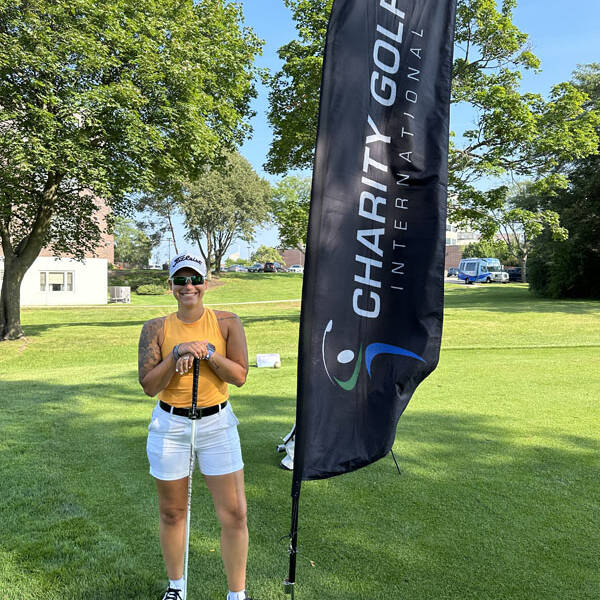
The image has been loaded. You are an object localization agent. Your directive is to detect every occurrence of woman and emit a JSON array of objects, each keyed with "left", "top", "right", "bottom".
[{"left": 138, "top": 253, "right": 251, "bottom": 600}]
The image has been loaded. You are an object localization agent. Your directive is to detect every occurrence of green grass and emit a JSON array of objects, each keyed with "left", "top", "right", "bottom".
[
  {"left": 1, "top": 280, "right": 599, "bottom": 599},
  {"left": 108, "top": 272, "right": 303, "bottom": 306}
]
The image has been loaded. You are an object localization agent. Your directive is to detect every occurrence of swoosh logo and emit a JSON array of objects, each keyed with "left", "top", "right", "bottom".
[{"left": 365, "top": 343, "right": 425, "bottom": 376}]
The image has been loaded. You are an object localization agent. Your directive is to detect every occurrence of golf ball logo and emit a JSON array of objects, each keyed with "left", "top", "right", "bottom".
[{"left": 322, "top": 319, "right": 425, "bottom": 391}]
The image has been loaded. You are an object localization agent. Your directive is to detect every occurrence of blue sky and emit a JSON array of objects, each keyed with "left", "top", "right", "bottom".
[{"left": 155, "top": 0, "right": 600, "bottom": 263}]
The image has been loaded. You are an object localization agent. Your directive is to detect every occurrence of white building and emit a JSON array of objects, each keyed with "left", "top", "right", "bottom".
[
  {"left": 0, "top": 200, "right": 114, "bottom": 306},
  {"left": 446, "top": 222, "right": 480, "bottom": 246},
  {"left": 0, "top": 256, "right": 109, "bottom": 306}
]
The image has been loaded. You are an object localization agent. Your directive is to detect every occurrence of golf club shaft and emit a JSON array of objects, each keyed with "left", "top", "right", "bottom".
[
  {"left": 184, "top": 418, "right": 196, "bottom": 594},
  {"left": 184, "top": 358, "right": 201, "bottom": 599}
]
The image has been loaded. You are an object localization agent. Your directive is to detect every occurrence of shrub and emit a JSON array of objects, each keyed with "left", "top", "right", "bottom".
[
  {"left": 109, "top": 269, "right": 168, "bottom": 291},
  {"left": 136, "top": 284, "right": 167, "bottom": 295}
]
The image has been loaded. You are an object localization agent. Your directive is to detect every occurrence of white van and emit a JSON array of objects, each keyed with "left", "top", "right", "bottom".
[
  {"left": 458, "top": 258, "right": 493, "bottom": 284},
  {"left": 482, "top": 258, "right": 509, "bottom": 283}
]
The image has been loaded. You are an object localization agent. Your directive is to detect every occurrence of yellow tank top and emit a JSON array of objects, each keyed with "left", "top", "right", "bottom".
[{"left": 158, "top": 309, "right": 228, "bottom": 408}]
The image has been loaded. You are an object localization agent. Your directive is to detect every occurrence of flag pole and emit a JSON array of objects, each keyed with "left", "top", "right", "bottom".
[{"left": 283, "top": 475, "right": 302, "bottom": 598}]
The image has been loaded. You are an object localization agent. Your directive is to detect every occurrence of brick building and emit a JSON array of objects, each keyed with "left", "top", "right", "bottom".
[{"left": 280, "top": 247, "right": 305, "bottom": 267}]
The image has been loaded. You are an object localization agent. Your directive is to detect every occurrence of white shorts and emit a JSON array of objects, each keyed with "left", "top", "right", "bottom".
[{"left": 146, "top": 401, "right": 244, "bottom": 480}]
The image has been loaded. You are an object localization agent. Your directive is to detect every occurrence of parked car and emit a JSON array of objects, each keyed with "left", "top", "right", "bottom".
[
  {"left": 274, "top": 261, "right": 288, "bottom": 272},
  {"left": 288, "top": 264, "right": 304, "bottom": 273},
  {"left": 227, "top": 264, "right": 247, "bottom": 272},
  {"left": 507, "top": 267, "right": 523, "bottom": 282},
  {"left": 248, "top": 263, "right": 264, "bottom": 272},
  {"left": 447, "top": 267, "right": 458, "bottom": 277},
  {"left": 263, "top": 262, "right": 276, "bottom": 273}
]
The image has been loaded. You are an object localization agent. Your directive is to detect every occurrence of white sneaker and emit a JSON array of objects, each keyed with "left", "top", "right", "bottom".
[{"left": 162, "top": 587, "right": 184, "bottom": 600}]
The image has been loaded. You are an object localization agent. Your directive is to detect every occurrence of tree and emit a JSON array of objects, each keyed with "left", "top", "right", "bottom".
[
  {"left": 135, "top": 184, "right": 182, "bottom": 256},
  {"left": 266, "top": 0, "right": 332, "bottom": 174},
  {"left": 251, "top": 245, "right": 284, "bottom": 264},
  {"left": 181, "top": 152, "right": 272, "bottom": 276},
  {"left": 266, "top": 1, "right": 599, "bottom": 253},
  {"left": 271, "top": 176, "right": 311, "bottom": 252},
  {"left": 461, "top": 239, "right": 515, "bottom": 265},
  {"left": 528, "top": 64, "right": 600, "bottom": 298},
  {"left": 113, "top": 217, "right": 154, "bottom": 267},
  {"left": 0, "top": 0, "right": 262, "bottom": 340},
  {"left": 448, "top": 1, "right": 598, "bottom": 246},
  {"left": 224, "top": 257, "right": 251, "bottom": 268},
  {"left": 455, "top": 182, "right": 568, "bottom": 281},
  {"left": 528, "top": 155, "right": 600, "bottom": 297}
]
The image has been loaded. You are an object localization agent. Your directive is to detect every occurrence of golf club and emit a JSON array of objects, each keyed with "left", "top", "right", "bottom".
[{"left": 183, "top": 357, "right": 200, "bottom": 600}]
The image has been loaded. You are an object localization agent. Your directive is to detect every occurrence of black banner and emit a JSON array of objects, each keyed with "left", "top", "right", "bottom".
[{"left": 295, "top": 0, "right": 457, "bottom": 481}]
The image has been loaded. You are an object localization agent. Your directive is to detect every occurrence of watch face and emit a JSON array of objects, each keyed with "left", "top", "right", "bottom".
[{"left": 207, "top": 343, "right": 216, "bottom": 353}]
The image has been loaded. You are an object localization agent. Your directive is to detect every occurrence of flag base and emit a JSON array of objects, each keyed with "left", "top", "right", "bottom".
[{"left": 283, "top": 579, "right": 295, "bottom": 598}]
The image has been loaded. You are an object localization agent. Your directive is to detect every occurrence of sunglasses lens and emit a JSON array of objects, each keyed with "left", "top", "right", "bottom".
[{"left": 172, "top": 275, "right": 204, "bottom": 285}]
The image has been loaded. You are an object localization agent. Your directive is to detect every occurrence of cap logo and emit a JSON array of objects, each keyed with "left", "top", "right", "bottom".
[{"left": 172, "top": 254, "right": 203, "bottom": 267}]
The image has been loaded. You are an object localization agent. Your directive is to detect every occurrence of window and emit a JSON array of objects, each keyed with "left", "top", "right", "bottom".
[
  {"left": 40, "top": 271, "right": 74, "bottom": 292},
  {"left": 465, "top": 261, "right": 477, "bottom": 273}
]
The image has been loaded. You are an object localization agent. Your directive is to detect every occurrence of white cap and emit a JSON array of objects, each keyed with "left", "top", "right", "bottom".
[{"left": 169, "top": 253, "right": 207, "bottom": 277}]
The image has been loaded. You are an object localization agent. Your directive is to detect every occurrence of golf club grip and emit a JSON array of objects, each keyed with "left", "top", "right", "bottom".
[{"left": 191, "top": 357, "right": 200, "bottom": 412}]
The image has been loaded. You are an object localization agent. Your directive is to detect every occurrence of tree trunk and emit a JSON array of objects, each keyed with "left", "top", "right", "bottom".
[
  {"left": 212, "top": 232, "right": 223, "bottom": 273},
  {"left": 167, "top": 214, "right": 179, "bottom": 254},
  {"left": 0, "top": 172, "right": 61, "bottom": 340},
  {"left": 521, "top": 255, "right": 528, "bottom": 283},
  {"left": 192, "top": 233, "right": 212, "bottom": 280},
  {"left": 0, "top": 258, "right": 27, "bottom": 340}
]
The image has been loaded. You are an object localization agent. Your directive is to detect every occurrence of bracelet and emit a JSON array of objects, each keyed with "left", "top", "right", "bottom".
[
  {"left": 172, "top": 344, "right": 181, "bottom": 361},
  {"left": 205, "top": 343, "right": 216, "bottom": 360}
]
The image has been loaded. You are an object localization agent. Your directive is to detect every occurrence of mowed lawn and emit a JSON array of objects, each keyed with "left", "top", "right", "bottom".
[{"left": 0, "top": 277, "right": 599, "bottom": 600}]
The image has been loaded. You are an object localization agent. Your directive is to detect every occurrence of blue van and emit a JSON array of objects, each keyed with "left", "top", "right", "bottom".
[{"left": 458, "top": 258, "right": 493, "bottom": 284}]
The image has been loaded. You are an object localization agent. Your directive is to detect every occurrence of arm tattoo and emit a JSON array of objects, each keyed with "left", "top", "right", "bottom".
[
  {"left": 138, "top": 318, "right": 164, "bottom": 382},
  {"left": 217, "top": 315, "right": 240, "bottom": 322}
]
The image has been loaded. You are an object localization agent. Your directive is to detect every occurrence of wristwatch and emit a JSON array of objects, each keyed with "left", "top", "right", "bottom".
[{"left": 205, "top": 343, "right": 216, "bottom": 360}]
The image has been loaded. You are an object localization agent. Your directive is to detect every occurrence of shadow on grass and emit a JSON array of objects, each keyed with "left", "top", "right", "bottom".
[
  {"left": 22, "top": 312, "right": 300, "bottom": 337},
  {"left": 23, "top": 320, "right": 149, "bottom": 336},
  {"left": 1, "top": 377, "right": 598, "bottom": 599}
]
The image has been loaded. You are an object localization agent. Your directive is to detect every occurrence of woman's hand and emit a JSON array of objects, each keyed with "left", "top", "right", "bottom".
[
  {"left": 175, "top": 352, "right": 196, "bottom": 375},
  {"left": 178, "top": 340, "right": 212, "bottom": 360}
]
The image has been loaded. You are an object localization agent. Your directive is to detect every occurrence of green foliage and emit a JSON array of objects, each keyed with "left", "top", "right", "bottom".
[
  {"left": 0, "top": 0, "right": 262, "bottom": 254},
  {"left": 250, "top": 245, "right": 284, "bottom": 264},
  {"left": 271, "top": 175, "right": 311, "bottom": 251},
  {"left": 135, "top": 284, "right": 167, "bottom": 295},
  {"left": 181, "top": 152, "right": 272, "bottom": 274},
  {"left": 266, "top": 0, "right": 331, "bottom": 174},
  {"left": 461, "top": 239, "right": 516, "bottom": 264},
  {"left": 266, "top": 1, "right": 599, "bottom": 259},
  {"left": 224, "top": 257, "right": 251, "bottom": 268},
  {"left": 108, "top": 268, "right": 168, "bottom": 292},
  {"left": 113, "top": 217, "right": 154, "bottom": 267},
  {"left": 480, "top": 183, "right": 569, "bottom": 281},
  {"left": 528, "top": 65, "right": 600, "bottom": 299},
  {"left": 0, "top": 0, "right": 262, "bottom": 339}
]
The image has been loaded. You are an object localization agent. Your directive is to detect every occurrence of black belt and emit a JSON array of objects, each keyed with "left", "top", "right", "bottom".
[{"left": 159, "top": 400, "right": 227, "bottom": 419}]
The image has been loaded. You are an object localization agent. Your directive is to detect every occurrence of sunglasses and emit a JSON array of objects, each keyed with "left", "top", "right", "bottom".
[{"left": 171, "top": 275, "right": 205, "bottom": 286}]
